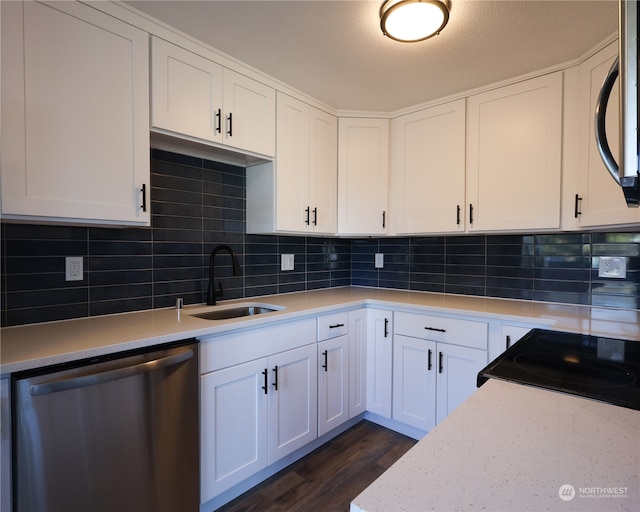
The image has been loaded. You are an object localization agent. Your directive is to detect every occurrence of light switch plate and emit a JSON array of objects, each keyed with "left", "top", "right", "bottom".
[
  {"left": 598, "top": 256, "right": 627, "bottom": 279},
  {"left": 281, "top": 254, "right": 295, "bottom": 271},
  {"left": 375, "top": 253, "right": 384, "bottom": 269}
]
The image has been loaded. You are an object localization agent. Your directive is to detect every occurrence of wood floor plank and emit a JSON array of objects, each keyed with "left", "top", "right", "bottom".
[{"left": 215, "top": 421, "right": 416, "bottom": 512}]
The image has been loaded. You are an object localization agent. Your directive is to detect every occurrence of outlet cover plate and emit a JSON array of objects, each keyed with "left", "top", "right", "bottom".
[
  {"left": 598, "top": 256, "right": 627, "bottom": 279},
  {"left": 281, "top": 254, "right": 295, "bottom": 271},
  {"left": 65, "top": 256, "right": 83, "bottom": 281},
  {"left": 375, "top": 253, "right": 384, "bottom": 269}
]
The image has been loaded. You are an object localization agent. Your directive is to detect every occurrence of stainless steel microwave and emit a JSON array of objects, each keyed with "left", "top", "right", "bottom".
[{"left": 596, "top": 0, "right": 639, "bottom": 207}]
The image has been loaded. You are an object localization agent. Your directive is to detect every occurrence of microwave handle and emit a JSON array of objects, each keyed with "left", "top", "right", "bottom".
[{"left": 594, "top": 56, "right": 621, "bottom": 186}]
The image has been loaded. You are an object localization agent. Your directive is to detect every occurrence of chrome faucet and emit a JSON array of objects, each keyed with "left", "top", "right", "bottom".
[{"left": 207, "top": 245, "right": 242, "bottom": 305}]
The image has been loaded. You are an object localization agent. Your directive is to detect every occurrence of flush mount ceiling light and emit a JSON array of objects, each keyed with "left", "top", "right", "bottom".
[{"left": 380, "top": 0, "right": 450, "bottom": 43}]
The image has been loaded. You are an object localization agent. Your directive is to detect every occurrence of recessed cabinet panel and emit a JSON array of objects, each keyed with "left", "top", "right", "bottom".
[
  {"left": 151, "top": 37, "right": 223, "bottom": 142},
  {"left": 1, "top": 1, "right": 149, "bottom": 225},
  {"left": 467, "top": 73, "right": 563, "bottom": 231},
  {"left": 394, "top": 99, "right": 466, "bottom": 234},
  {"left": 338, "top": 118, "right": 389, "bottom": 235}
]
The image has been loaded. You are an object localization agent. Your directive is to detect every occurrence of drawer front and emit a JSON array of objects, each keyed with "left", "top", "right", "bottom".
[
  {"left": 317, "top": 312, "right": 349, "bottom": 341},
  {"left": 394, "top": 311, "right": 488, "bottom": 350},
  {"left": 199, "top": 318, "right": 317, "bottom": 373}
]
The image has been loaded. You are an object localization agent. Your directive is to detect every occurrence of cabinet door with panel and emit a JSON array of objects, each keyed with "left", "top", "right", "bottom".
[
  {"left": 1, "top": 0, "right": 149, "bottom": 226},
  {"left": 338, "top": 118, "right": 389, "bottom": 235},
  {"left": 348, "top": 309, "right": 367, "bottom": 418},
  {"left": 392, "top": 334, "right": 437, "bottom": 431},
  {"left": 435, "top": 343, "right": 487, "bottom": 424},
  {"left": 366, "top": 309, "right": 393, "bottom": 418},
  {"left": 393, "top": 99, "right": 466, "bottom": 234},
  {"left": 575, "top": 41, "right": 640, "bottom": 227},
  {"left": 317, "top": 335, "right": 349, "bottom": 436},
  {"left": 466, "top": 73, "right": 563, "bottom": 232},
  {"left": 200, "top": 358, "right": 268, "bottom": 502},
  {"left": 267, "top": 344, "right": 318, "bottom": 464}
]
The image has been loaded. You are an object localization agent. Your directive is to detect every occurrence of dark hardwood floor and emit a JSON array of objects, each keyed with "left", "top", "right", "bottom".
[{"left": 215, "top": 420, "right": 417, "bottom": 512}]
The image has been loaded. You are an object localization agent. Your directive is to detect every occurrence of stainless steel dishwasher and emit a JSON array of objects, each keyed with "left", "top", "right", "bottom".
[{"left": 12, "top": 339, "right": 199, "bottom": 512}]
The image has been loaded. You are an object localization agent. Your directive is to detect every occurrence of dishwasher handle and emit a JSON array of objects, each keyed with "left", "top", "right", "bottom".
[{"left": 30, "top": 349, "right": 194, "bottom": 396}]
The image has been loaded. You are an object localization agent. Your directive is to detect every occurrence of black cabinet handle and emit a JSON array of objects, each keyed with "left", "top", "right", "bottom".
[
  {"left": 427, "top": 349, "right": 433, "bottom": 371},
  {"left": 424, "top": 326, "right": 446, "bottom": 333},
  {"left": 227, "top": 112, "right": 233, "bottom": 136},
  {"left": 329, "top": 323, "right": 345, "bottom": 329},
  {"left": 313, "top": 207, "right": 317, "bottom": 226},
  {"left": 140, "top": 184, "right": 147, "bottom": 212},
  {"left": 322, "top": 350, "right": 328, "bottom": 372},
  {"left": 272, "top": 365, "right": 278, "bottom": 391},
  {"left": 262, "top": 369, "right": 268, "bottom": 395},
  {"left": 305, "top": 207, "right": 310, "bottom": 225},
  {"left": 456, "top": 205, "right": 461, "bottom": 225},
  {"left": 215, "top": 108, "right": 221, "bottom": 133},
  {"left": 384, "top": 318, "right": 389, "bottom": 338},
  {"left": 574, "top": 194, "right": 582, "bottom": 218},
  {"left": 506, "top": 335, "right": 512, "bottom": 350},
  {"left": 382, "top": 211, "right": 386, "bottom": 229},
  {"left": 438, "top": 352, "right": 444, "bottom": 374},
  {"left": 469, "top": 203, "right": 474, "bottom": 224}
]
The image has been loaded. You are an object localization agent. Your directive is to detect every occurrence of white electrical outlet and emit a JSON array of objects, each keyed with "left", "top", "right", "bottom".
[
  {"left": 598, "top": 256, "right": 627, "bottom": 279},
  {"left": 65, "top": 257, "right": 84, "bottom": 281},
  {"left": 375, "top": 253, "right": 384, "bottom": 269},
  {"left": 281, "top": 254, "right": 295, "bottom": 271}
]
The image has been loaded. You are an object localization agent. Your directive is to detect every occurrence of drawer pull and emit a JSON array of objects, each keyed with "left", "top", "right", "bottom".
[
  {"left": 425, "top": 326, "right": 446, "bottom": 333},
  {"left": 329, "top": 323, "right": 345, "bottom": 329}
]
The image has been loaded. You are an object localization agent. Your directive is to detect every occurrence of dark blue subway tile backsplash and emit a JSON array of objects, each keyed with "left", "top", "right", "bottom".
[{"left": 1, "top": 148, "right": 639, "bottom": 326}]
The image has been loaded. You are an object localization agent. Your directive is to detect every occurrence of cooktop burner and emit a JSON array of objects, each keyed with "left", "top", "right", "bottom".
[{"left": 478, "top": 329, "right": 640, "bottom": 410}]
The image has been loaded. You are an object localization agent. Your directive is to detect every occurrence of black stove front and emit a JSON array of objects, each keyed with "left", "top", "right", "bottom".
[{"left": 478, "top": 329, "right": 640, "bottom": 411}]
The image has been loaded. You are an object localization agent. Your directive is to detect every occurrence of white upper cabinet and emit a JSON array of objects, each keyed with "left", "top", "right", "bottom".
[
  {"left": 248, "top": 93, "right": 336, "bottom": 234},
  {"left": 1, "top": 0, "right": 150, "bottom": 226},
  {"left": 338, "top": 118, "right": 390, "bottom": 235},
  {"left": 393, "top": 99, "right": 466, "bottom": 234},
  {"left": 466, "top": 72, "right": 563, "bottom": 232},
  {"left": 574, "top": 41, "right": 640, "bottom": 227},
  {"left": 151, "top": 36, "right": 275, "bottom": 157}
]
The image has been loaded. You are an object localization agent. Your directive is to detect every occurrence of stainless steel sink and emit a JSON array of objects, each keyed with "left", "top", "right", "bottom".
[{"left": 189, "top": 304, "right": 282, "bottom": 321}]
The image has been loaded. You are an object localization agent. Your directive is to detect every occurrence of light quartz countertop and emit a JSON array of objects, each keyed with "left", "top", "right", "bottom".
[
  {"left": 351, "top": 379, "right": 640, "bottom": 512},
  {"left": 2, "top": 287, "right": 640, "bottom": 375}
]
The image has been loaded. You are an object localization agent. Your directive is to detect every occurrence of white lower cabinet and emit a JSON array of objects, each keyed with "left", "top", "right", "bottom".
[
  {"left": 366, "top": 309, "right": 393, "bottom": 418},
  {"left": 393, "top": 311, "right": 489, "bottom": 431},
  {"left": 200, "top": 343, "right": 317, "bottom": 502}
]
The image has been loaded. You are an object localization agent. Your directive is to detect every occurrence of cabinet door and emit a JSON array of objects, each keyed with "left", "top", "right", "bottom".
[
  {"left": 467, "top": 73, "right": 563, "bottom": 231},
  {"left": 394, "top": 99, "right": 466, "bottom": 234},
  {"left": 222, "top": 69, "right": 275, "bottom": 157},
  {"left": 392, "top": 335, "right": 437, "bottom": 431},
  {"left": 268, "top": 344, "right": 317, "bottom": 464},
  {"left": 348, "top": 309, "right": 367, "bottom": 418},
  {"left": 366, "top": 309, "right": 393, "bottom": 418},
  {"left": 1, "top": 1, "right": 149, "bottom": 225},
  {"left": 275, "top": 93, "right": 310, "bottom": 232},
  {"left": 338, "top": 118, "right": 389, "bottom": 235},
  {"left": 200, "top": 359, "right": 268, "bottom": 502},
  {"left": 318, "top": 336, "right": 349, "bottom": 436},
  {"left": 576, "top": 41, "right": 640, "bottom": 227},
  {"left": 151, "top": 36, "right": 224, "bottom": 143},
  {"left": 435, "top": 344, "right": 487, "bottom": 424},
  {"left": 309, "top": 107, "right": 338, "bottom": 234}
]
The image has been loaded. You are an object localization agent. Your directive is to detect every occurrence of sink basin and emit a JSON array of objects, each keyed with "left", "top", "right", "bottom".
[{"left": 188, "top": 303, "right": 283, "bottom": 321}]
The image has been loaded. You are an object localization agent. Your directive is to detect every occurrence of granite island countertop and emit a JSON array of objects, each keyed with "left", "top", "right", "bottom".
[
  {"left": 2, "top": 287, "right": 640, "bottom": 375},
  {"left": 351, "top": 379, "right": 640, "bottom": 512}
]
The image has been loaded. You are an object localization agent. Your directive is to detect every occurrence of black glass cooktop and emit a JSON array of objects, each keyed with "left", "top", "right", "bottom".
[{"left": 478, "top": 329, "right": 640, "bottom": 411}]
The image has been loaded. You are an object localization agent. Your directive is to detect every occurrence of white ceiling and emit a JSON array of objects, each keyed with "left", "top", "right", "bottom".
[{"left": 125, "top": 0, "right": 619, "bottom": 112}]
